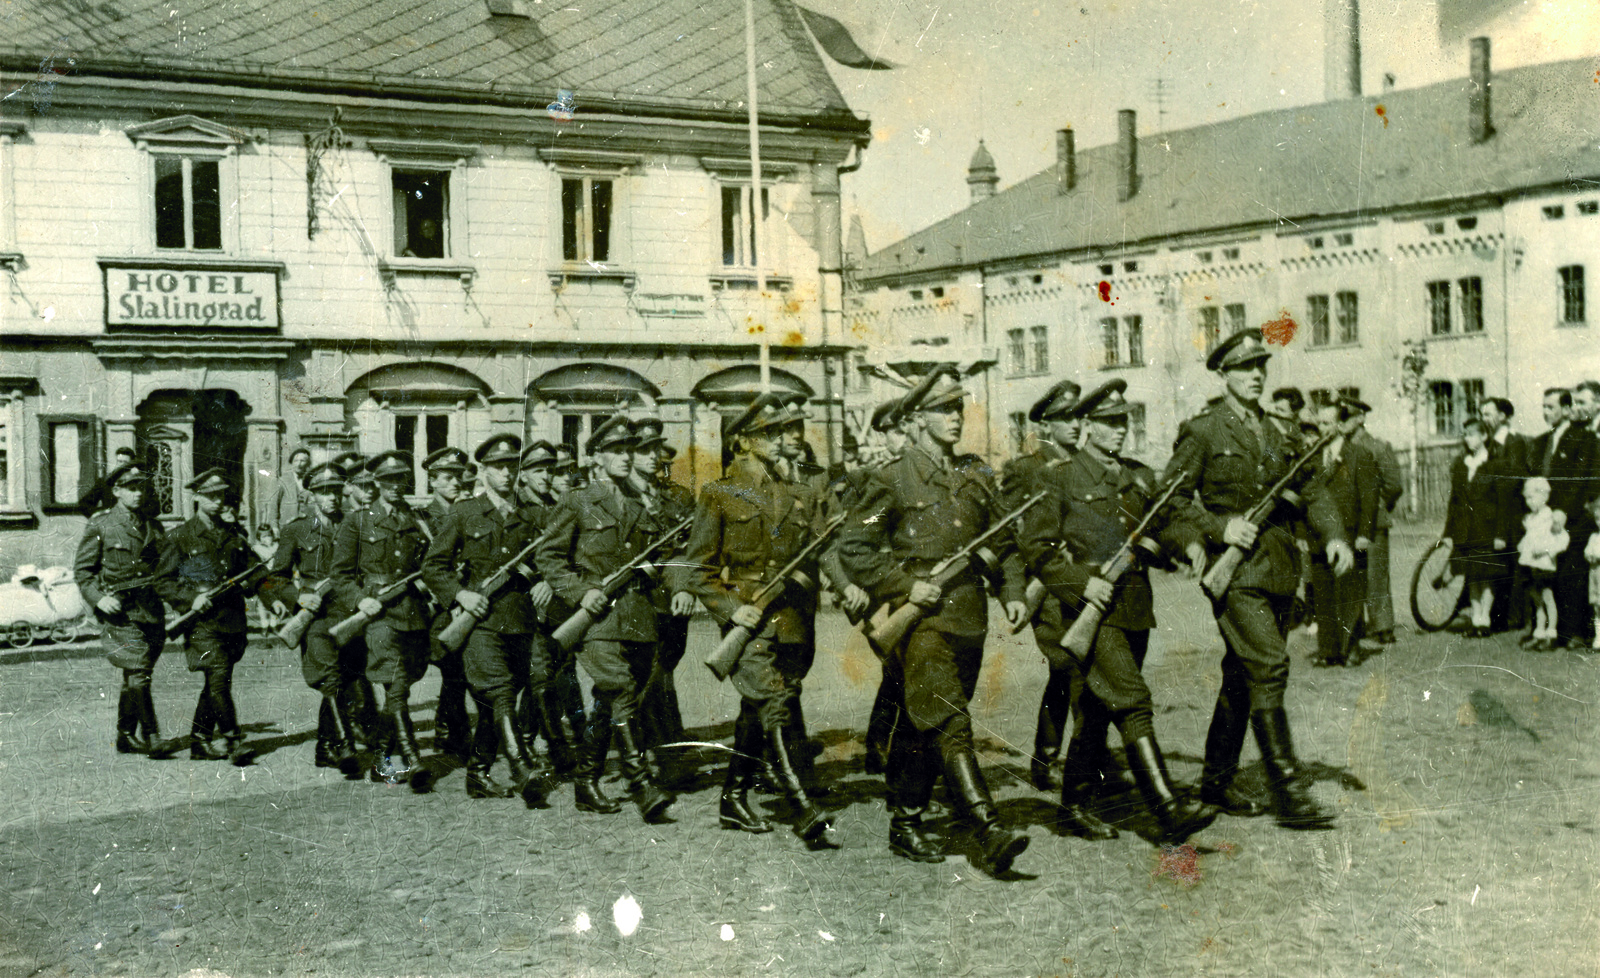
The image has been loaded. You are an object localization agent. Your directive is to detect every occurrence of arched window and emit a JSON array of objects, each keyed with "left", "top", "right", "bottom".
[
  {"left": 527, "top": 364, "right": 660, "bottom": 458},
  {"left": 345, "top": 363, "right": 491, "bottom": 495}
]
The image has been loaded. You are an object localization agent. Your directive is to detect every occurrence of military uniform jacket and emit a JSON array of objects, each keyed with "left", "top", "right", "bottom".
[
  {"left": 680, "top": 456, "right": 824, "bottom": 644},
  {"left": 998, "top": 442, "right": 1073, "bottom": 631},
  {"left": 332, "top": 501, "right": 431, "bottom": 631},
  {"left": 534, "top": 478, "right": 659, "bottom": 643},
  {"left": 1162, "top": 396, "right": 1343, "bottom": 596},
  {"left": 838, "top": 444, "right": 1023, "bottom": 638},
  {"left": 1018, "top": 449, "right": 1168, "bottom": 633},
  {"left": 422, "top": 492, "right": 538, "bottom": 634},
  {"left": 636, "top": 476, "right": 695, "bottom": 614},
  {"left": 75, "top": 503, "right": 166, "bottom": 625},
  {"left": 155, "top": 513, "right": 252, "bottom": 633},
  {"left": 260, "top": 511, "right": 342, "bottom": 616}
]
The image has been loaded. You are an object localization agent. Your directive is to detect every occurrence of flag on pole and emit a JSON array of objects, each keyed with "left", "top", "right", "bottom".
[{"left": 791, "top": 1, "right": 911, "bottom": 70}]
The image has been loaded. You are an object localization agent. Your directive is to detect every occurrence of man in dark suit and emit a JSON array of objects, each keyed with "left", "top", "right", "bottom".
[
  {"left": 1481, "top": 397, "right": 1530, "bottom": 632},
  {"left": 1305, "top": 397, "right": 1380, "bottom": 667},
  {"left": 1346, "top": 403, "right": 1404, "bottom": 646},
  {"left": 1553, "top": 383, "right": 1600, "bottom": 646}
]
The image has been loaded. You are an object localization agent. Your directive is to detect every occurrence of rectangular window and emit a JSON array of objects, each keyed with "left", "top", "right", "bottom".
[
  {"left": 1224, "top": 303, "right": 1246, "bottom": 336},
  {"left": 562, "top": 177, "right": 612, "bottom": 262},
  {"left": 1459, "top": 379, "right": 1485, "bottom": 424},
  {"left": 392, "top": 170, "right": 448, "bottom": 258},
  {"left": 1197, "top": 306, "right": 1220, "bottom": 353},
  {"left": 1222, "top": 247, "right": 1240, "bottom": 260},
  {"left": 1430, "top": 381, "right": 1456, "bottom": 437},
  {"left": 1007, "top": 328, "right": 1027, "bottom": 376},
  {"left": 0, "top": 394, "right": 20, "bottom": 513},
  {"left": 394, "top": 413, "right": 452, "bottom": 495},
  {"left": 1100, "top": 317, "right": 1119, "bottom": 367},
  {"left": 1029, "top": 325, "right": 1049, "bottom": 374},
  {"left": 1307, "top": 294, "right": 1330, "bottom": 346},
  {"left": 1335, "top": 291, "right": 1358, "bottom": 344},
  {"left": 1458, "top": 277, "right": 1484, "bottom": 333},
  {"left": 1123, "top": 315, "right": 1143, "bottom": 365},
  {"left": 1543, "top": 205, "right": 1564, "bottom": 220},
  {"left": 1338, "top": 385, "right": 1362, "bottom": 402},
  {"left": 154, "top": 156, "right": 221, "bottom": 251},
  {"left": 1427, "top": 280, "right": 1452, "bottom": 335},
  {"left": 719, "top": 184, "right": 768, "bottom": 267},
  {"left": 1128, "top": 403, "right": 1147, "bottom": 453},
  {"left": 41, "top": 417, "right": 95, "bottom": 511},
  {"left": 1559, "top": 265, "right": 1585, "bottom": 324}
]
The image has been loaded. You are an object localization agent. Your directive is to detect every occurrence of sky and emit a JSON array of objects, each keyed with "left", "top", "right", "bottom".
[{"left": 811, "top": 0, "right": 1600, "bottom": 253}]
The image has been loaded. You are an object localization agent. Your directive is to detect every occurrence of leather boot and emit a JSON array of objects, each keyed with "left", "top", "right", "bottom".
[
  {"left": 616, "top": 720, "right": 673, "bottom": 823},
  {"left": 537, "top": 686, "right": 579, "bottom": 778},
  {"left": 369, "top": 714, "right": 398, "bottom": 783},
  {"left": 885, "top": 725, "right": 942, "bottom": 860},
  {"left": 785, "top": 701, "right": 830, "bottom": 800},
  {"left": 189, "top": 694, "right": 226, "bottom": 761},
  {"left": 573, "top": 716, "right": 621, "bottom": 814},
  {"left": 136, "top": 686, "right": 184, "bottom": 759},
  {"left": 393, "top": 705, "right": 435, "bottom": 793},
  {"left": 224, "top": 730, "right": 255, "bottom": 767},
  {"left": 1198, "top": 688, "right": 1267, "bottom": 818},
  {"left": 465, "top": 708, "right": 513, "bottom": 799},
  {"left": 719, "top": 712, "right": 772, "bottom": 833},
  {"left": 888, "top": 807, "right": 944, "bottom": 861},
  {"left": 1125, "top": 736, "right": 1213, "bottom": 844},
  {"left": 1058, "top": 777, "right": 1120, "bottom": 840},
  {"left": 435, "top": 671, "right": 471, "bottom": 759},
  {"left": 1056, "top": 719, "right": 1118, "bottom": 839},
  {"left": 497, "top": 708, "right": 550, "bottom": 808},
  {"left": 767, "top": 725, "right": 832, "bottom": 845},
  {"left": 1252, "top": 708, "right": 1335, "bottom": 830},
  {"left": 946, "top": 750, "right": 1028, "bottom": 875},
  {"left": 314, "top": 698, "right": 341, "bottom": 769},
  {"left": 323, "top": 691, "right": 364, "bottom": 779},
  {"left": 115, "top": 688, "right": 149, "bottom": 754},
  {"left": 863, "top": 681, "right": 897, "bottom": 774}
]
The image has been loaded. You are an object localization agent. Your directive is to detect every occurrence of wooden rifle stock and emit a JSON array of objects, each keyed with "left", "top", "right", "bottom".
[
  {"left": 1009, "top": 577, "right": 1046, "bottom": 634},
  {"left": 551, "top": 515, "right": 693, "bottom": 651},
  {"left": 436, "top": 532, "right": 554, "bottom": 654},
  {"left": 275, "top": 577, "right": 333, "bottom": 647},
  {"left": 165, "top": 562, "right": 267, "bottom": 636},
  {"left": 327, "top": 571, "right": 423, "bottom": 646}
]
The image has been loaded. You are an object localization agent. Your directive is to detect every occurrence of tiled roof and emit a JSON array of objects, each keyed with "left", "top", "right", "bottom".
[
  {"left": 859, "top": 56, "right": 1600, "bottom": 281},
  {"left": 0, "top": 0, "right": 860, "bottom": 123}
]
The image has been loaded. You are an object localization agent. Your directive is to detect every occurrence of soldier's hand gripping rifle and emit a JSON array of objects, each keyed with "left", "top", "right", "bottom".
[
  {"left": 275, "top": 577, "right": 333, "bottom": 647},
  {"left": 165, "top": 561, "right": 268, "bottom": 636},
  {"left": 704, "top": 511, "right": 850, "bottom": 681},
  {"left": 328, "top": 571, "right": 424, "bottom": 646},
  {"left": 862, "top": 490, "right": 1047, "bottom": 651},
  {"left": 436, "top": 529, "right": 561, "bottom": 653},
  {"left": 551, "top": 515, "right": 693, "bottom": 651},
  {"left": 1058, "top": 470, "right": 1188, "bottom": 660},
  {"left": 1200, "top": 426, "right": 1339, "bottom": 602}
]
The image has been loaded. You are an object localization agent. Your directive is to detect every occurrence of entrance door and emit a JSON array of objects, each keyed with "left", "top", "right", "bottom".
[{"left": 136, "top": 389, "right": 250, "bottom": 524}]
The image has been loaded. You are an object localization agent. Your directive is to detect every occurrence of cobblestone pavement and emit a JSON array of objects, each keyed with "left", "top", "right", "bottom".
[{"left": 2, "top": 530, "right": 1597, "bottom": 977}]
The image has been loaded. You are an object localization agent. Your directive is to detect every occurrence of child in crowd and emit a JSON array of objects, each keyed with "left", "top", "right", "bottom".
[
  {"left": 1586, "top": 496, "right": 1600, "bottom": 651},
  {"left": 1517, "top": 478, "right": 1567, "bottom": 650}
]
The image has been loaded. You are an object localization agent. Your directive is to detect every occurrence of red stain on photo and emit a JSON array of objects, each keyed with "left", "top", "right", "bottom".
[
  {"left": 1261, "top": 312, "right": 1297, "bottom": 345},
  {"left": 1153, "top": 843, "right": 1202, "bottom": 888},
  {"left": 1375, "top": 104, "right": 1387, "bottom": 128},
  {"left": 1097, "top": 281, "right": 1113, "bottom": 303}
]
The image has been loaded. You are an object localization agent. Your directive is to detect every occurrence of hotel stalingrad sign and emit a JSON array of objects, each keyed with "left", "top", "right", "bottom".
[{"left": 100, "top": 258, "right": 283, "bottom": 330}]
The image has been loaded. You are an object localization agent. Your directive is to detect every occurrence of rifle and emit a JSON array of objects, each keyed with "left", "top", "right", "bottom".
[
  {"left": 105, "top": 574, "right": 158, "bottom": 595},
  {"left": 861, "top": 490, "right": 1047, "bottom": 651},
  {"left": 1200, "top": 426, "right": 1339, "bottom": 602},
  {"left": 327, "top": 571, "right": 423, "bottom": 646},
  {"left": 274, "top": 577, "right": 333, "bottom": 648},
  {"left": 704, "top": 512, "right": 850, "bottom": 680},
  {"left": 165, "top": 561, "right": 268, "bottom": 636},
  {"left": 436, "top": 527, "right": 562, "bottom": 653},
  {"left": 550, "top": 515, "right": 693, "bottom": 651},
  {"left": 1058, "top": 470, "right": 1188, "bottom": 659}
]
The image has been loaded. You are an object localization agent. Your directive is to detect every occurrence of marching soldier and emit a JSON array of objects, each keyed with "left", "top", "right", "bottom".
[
  {"left": 423, "top": 434, "right": 551, "bottom": 805},
  {"left": 679, "top": 393, "right": 833, "bottom": 843},
  {"left": 329, "top": 452, "right": 380, "bottom": 742},
  {"left": 260, "top": 462, "right": 364, "bottom": 777},
  {"left": 848, "top": 396, "right": 906, "bottom": 775},
  {"left": 513, "top": 440, "right": 582, "bottom": 777},
  {"left": 1162, "top": 331, "right": 1351, "bottom": 829},
  {"left": 75, "top": 460, "right": 184, "bottom": 758},
  {"left": 838, "top": 366, "right": 1031, "bottom": 872},
  {"left": 535, "top": 416, "right": 674, "bottom": 822},
  {"left": 154, "top": 469, "right": 257, "bottom": 764},
  {"left": 1015, "top": 379, "right": 1210, "bottom": 843},
  {"left": 332, "top": 451, "right": 435, "bottom": 792},
  {"left": 420, "top": 447, "right": 473, "bottom": 758}
]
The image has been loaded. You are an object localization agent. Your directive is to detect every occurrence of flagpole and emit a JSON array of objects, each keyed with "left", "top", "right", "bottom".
[{"left": 744, "top": 0, "right": 770, "bottom": 394}]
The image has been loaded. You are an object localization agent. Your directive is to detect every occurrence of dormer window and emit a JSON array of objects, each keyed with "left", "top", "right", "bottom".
[{"left": 127, "top": 116, "right": 245, "bottom": 253}]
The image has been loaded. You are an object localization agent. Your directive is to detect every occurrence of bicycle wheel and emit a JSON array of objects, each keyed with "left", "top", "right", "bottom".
[{"left": 1410, "top": 539, "right": 1465, "bottom": 631}]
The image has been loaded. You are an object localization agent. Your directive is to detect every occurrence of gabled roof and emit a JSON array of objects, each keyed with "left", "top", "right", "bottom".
[
  {"left": 859, "top": 55, "right": 1600, "bottom": 282},
  {"left": 0, "top": 0, "right": 862, "bottom": 125}
]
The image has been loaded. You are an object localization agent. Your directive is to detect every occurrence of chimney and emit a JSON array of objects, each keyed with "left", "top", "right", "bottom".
[
  {"left": 1117, "top": 110, "right": 1138, "bottom": 202},
  {"left": 1324, "top": 0, "right": 1361, "bottom": 100},
  {"left": 1469, "top": 36, "right": 1493, "bottom": 143},
  {"left": 1056, "top": 128, "right": 1076, "bottom": 193}
]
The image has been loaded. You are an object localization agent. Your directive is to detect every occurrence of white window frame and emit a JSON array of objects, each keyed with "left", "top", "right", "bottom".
[
  {"left": 127, "top": 116, "right": 244, "bottom": 255},
  {"left": 0, "top": 386, "right": 29, "bottom": 515},
  {"left": 369, "top": 140, "right": 478, "bottom": 267}
]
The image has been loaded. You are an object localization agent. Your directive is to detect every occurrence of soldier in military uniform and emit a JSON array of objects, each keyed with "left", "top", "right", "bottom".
[
  {"left": 75, "top": 461, "right": 183, "bottom": 758},
  {"left": 535, "top": 416, "right": 674, "bottom": 822},
  {"left": 679, "top": 394, "right": 833, "bottom": 843},
  {"left": 511, "top": 440, "right": 581, "bottom": 777},
  {"left": 332, "top": 451, "right": 435, "bottom": 792},
  {"left": 1016, "top": 380, "right": 1211, "bottom": 843},
  {"left": 154, "top": 469, "right": 258, "bottom": 765},
  {"left": 420, "top": 447, "right": 473, "bottom": 759},
  {"left": 423, "top": 434, "right": 551, "bottom": 805},
  {"left": 1162, "top": 331, "right": 1352, "bottom": 829},
  {"left": 260, "top": 462, "right": 364, "bottom": 777},
  {"left": 838, "top": 367, "right": 1031, "bottom": 872},
  {"left": 843, "top": 396, "right": 905, "bottom": 775}
]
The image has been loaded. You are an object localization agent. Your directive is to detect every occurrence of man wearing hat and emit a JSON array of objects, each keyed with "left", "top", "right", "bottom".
[
  {"left": 75, "top": 460, "right": 184, "bottom": 758},
  {"left": 837, "top": 366, "right": 1032, "bottom": 872},
  {"left": 1162, "top": 330, "right": 1352, "bottom": 829},
  {"left": 1303, "top": 396, "right": 1381, "bottom": 668},
  {"left": 260, "top": 463, "right": 364, "bottom": 776},
  {"left": 424, "top": 434, "right": 552, "bottom": 805},
  {"left": 332, "top": 450, "right": 436, "bottom": 791},
  {"left": 535, "top": 415, "right": 674, "bottom": 822},
  {"left": 1016, "top": 379, "right": 1211, "bottom": 844},
  {"left": 155, "top": 469, "right": 259, "bottom": 764},
  {"left": 419, "top": 446, "right": 474, "bottom": 759},
  {"left": 679, "top": 393, "right": 834, "bottom": 843}
]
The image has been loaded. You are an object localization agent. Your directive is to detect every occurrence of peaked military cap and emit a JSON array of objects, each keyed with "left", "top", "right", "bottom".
[
  {"left": 331, "top": 452, "right": 365, "bottom": 475},
  {"left": 366, "top": 450, "right": 413, "bottom": 483},
  {"left": 1028, "top": 379, "right": 1083, "bottom": 423},
  {"left": 304, "top": 462, "right": 346, "bottom": 491},
  {"left": 474, "top": 434, "right": 522, "bottom": 466},
  {"left": 587, "top": 415, "right": 637, "bottom": 454},
  {"left": 903, "top": 365, "right": 966, "bottom": 413},
  {"left": 1206, "top": 330, "right": 1272, "bottom": 372},
  {"left": 1339, "top": 393, "right": 1372, "bottom": 415},
  {"left": 1069, "top": 378, "right": 1132, "bottom": 421},
  {"left": 870, "top": 397, "right": 904, "bottom": 432},
  {"left": 632, "top": 416, "right": 664, "bottom": 439},
  {"left": 106, "top": 461, "right": 150, "bottom": 488},
  {"left": 186, "top": 468, "right": 232, "bottom": 496},
  {"left": 422, "top": 447, "right": 470, "bottom": 474},
  {"left": 658, "top": 444, "right": 678, "bottom": 461},
  {"left": 520, "top": 440, "right": 559, "bottom": 470},
  {"left": 725, "top": 392, "right": 791, "bottom": 440}
]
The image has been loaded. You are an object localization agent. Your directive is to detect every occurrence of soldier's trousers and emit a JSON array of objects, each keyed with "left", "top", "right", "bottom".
[
  {"left": 1312, "top": 555, "right": 1367, "bottom": 662},
  {"left": 885, "top": 625, "right": 986, "bottom": 808},
  {"left": 1213, "top": 588, "right": 1295, "bottom": 712},
  {"left": 577, "top": 639, "right": 655, "bottom": 723},
  {"left": 639, "top": 613, "right": 690, "bottom": 746},
  {"left": 364, "top": 623, "right": 428, "bottom": 689},
  {"left": 187, "top": 629, "right": 248, "bottom": 738},
  {"left": 301, "top": 619, "right": 365, "bottom": 693},
  {"left": 1364, "top": 529, "right": 1395, "bottom": 634},
  {"left": 723, "top": 627, "right": 811, "bottom": 732},
  {"left": 464, "top": 629, "right": 547, "bottom": 724},
  {"left": 102, "top": 620, "right": 164, "bottom": 680}
]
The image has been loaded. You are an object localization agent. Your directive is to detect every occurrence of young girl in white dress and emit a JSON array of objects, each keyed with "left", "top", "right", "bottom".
[{"left": 1517, "top": 477, "right": 1568, "bottom": 650}]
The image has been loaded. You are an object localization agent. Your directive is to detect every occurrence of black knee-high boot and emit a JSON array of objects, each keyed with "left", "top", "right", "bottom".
[{"left": 719, "top": 704, "right": 772, "bottom": 833}]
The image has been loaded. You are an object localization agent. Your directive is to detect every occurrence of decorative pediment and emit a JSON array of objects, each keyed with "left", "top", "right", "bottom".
[
  {"left": 125, "top": 115, "right": 248, "bottom": 153},
  {"left": 368, "top": 139, "right": 478, "bottom": 167}
]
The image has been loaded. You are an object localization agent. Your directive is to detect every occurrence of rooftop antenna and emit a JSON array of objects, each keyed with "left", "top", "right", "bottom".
[{"left": 1146, "top": 78, "right": 1171, "bottom": 131}]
